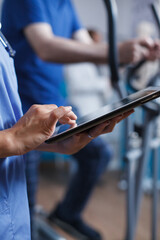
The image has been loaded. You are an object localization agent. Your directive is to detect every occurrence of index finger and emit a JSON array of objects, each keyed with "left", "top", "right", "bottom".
[{"left": 50, "top": 106, "right": 73, "bottom": 121}]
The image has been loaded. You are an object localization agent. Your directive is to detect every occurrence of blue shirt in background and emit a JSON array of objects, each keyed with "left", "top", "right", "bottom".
[
  {"left": 0, "top": 40, "right": 30, "bottom": 239},
  {"left": 2, "top": 0, "right": 82, "bottom": 113}
]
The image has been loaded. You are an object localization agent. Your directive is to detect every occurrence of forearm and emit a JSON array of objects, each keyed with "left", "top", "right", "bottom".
[
  {"left": 24, "top": 24, "right": 109, "bottom": 64},
  {"left": 38, "top": 37, "right": 108, "bottom": 64}
]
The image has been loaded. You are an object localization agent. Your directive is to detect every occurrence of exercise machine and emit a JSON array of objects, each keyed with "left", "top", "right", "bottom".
[{"left": 103, "top": 1, "right": 160, "bottom": 240}]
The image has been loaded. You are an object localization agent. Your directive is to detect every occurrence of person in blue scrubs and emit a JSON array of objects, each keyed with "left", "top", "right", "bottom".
[
  {"left": 1, "top": 0, "right": 160, "bottom": 239},
  {"left": 0, "top": 32, "right": 31, "bottom": 240},
  {"left": 0, "top": 29, "right": 134, "bottom": 240}
]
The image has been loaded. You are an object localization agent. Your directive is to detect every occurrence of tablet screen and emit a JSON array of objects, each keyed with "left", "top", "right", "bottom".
[
  {"left": 75, "top": 88, "right": 156, "bottom": 125},
  {"left": 46, "top": 87, "right": 160, "bottom": 143}
]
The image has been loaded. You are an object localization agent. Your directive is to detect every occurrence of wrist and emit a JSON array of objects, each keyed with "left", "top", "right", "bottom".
[
  {"left": 0, "top": 129, "right": 19, "bottom": 157},
  {"left": 98, "top": 43, "right": 108, "bottom": 63},
  {"left": 118, "top": 42, "right": 125, "bottom": 64}
]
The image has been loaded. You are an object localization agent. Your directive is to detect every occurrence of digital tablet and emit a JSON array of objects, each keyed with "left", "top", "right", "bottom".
[{"left": 45, "top": 87, "right": 160, "bottom": 144}]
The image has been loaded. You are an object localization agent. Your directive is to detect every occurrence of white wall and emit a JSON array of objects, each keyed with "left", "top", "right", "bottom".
[
  {"left": 72, "top": 0, "right": 159, "bottom": 40},
  {"left": 72, "top": 0, "right": 133, "bottom": 40}
]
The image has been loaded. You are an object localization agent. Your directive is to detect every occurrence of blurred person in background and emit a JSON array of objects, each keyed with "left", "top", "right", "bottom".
[
  {"left": 64, "top": 28, "right": 113, "bottom": 117},
  {"left": 1, "top": 0, "right": 160, "bottom": 240}
]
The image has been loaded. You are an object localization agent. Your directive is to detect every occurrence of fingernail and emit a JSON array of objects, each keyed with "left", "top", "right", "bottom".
[{"left": 66, "top": 106, "right": 72, "bottom": 110}]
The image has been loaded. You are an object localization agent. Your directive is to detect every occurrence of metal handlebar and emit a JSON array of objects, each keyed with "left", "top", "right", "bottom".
[
  {"left": 103, "top": 0, "right": 120, "bottom": 86},
  {"left": 151, "top": 2, "right": 160, "bottom": 33}
]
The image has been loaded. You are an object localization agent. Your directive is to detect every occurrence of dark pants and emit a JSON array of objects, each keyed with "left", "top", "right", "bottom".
[
  {"left": 56, "top": 137, "right": 113, "bottom": 221},
  {"left": 25, "top": 137, "right": 113, "bottom": 222}
]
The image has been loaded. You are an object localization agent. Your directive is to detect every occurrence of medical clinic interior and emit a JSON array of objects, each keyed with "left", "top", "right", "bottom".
[{"left": 0, "top": 0, "right": 160, "bottom": 240}]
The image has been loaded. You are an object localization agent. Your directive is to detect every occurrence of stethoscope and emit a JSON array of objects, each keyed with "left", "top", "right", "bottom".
[{"left": 0, "top": 23, "right": 16, "bottom": 58}]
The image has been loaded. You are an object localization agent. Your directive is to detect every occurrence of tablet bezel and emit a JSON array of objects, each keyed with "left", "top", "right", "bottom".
[{"left": 45, "top": 87, "right": 160, "bottom": 144}]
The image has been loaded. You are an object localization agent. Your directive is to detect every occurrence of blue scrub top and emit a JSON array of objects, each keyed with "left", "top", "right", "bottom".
[
  {"left": 2, "top": 0, "right": 82, "bottom": 113},
  {"left": 0, "top": 40, "right": 30, "bottom": 239}
]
